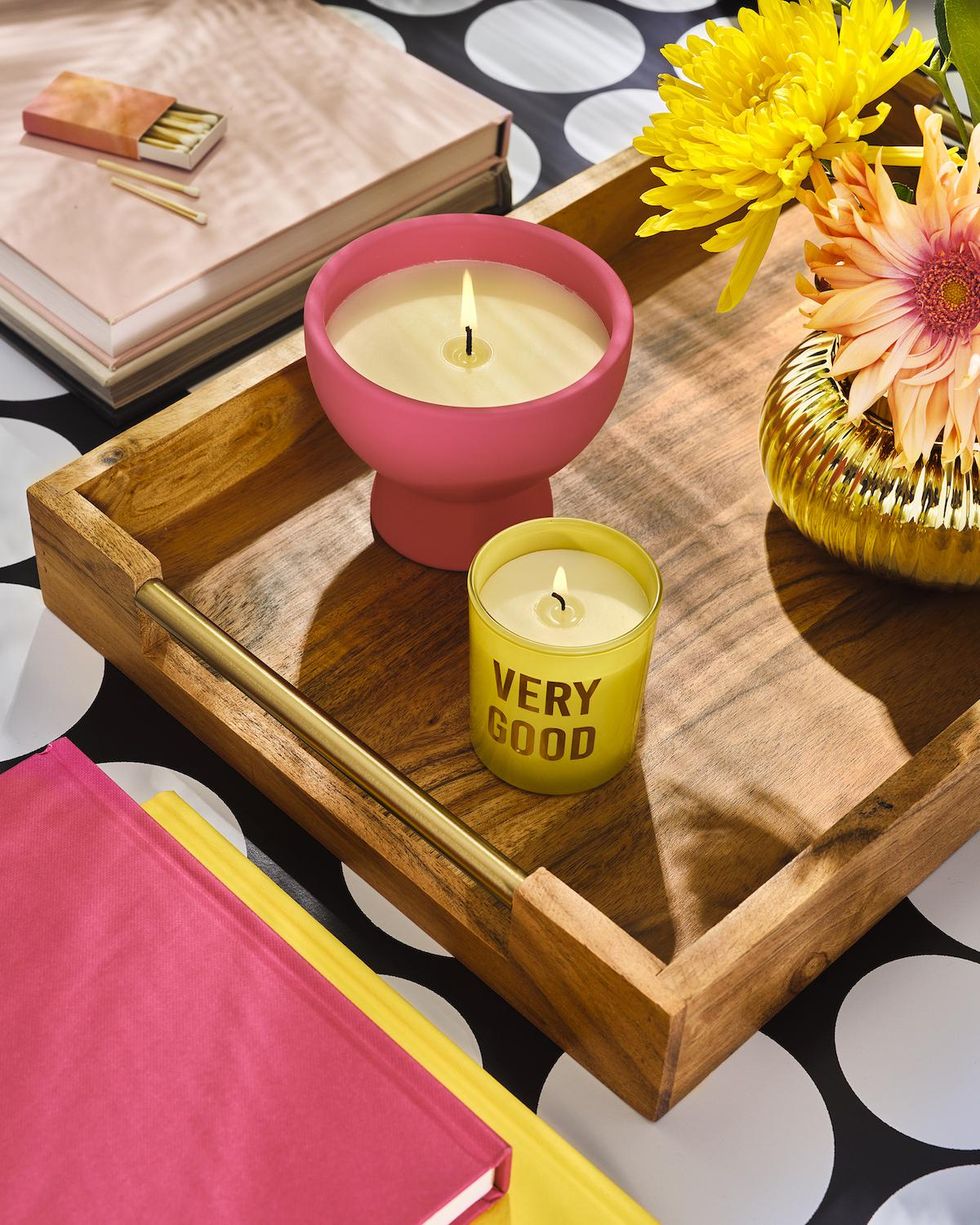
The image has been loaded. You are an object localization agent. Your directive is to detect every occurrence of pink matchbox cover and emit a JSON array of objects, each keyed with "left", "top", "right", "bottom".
[
  {"left": 0, "top": 739, "right": 511, "bottom": 1224},
  {"left": 22, "top": 70, "right": 176, "bottom": 159}
]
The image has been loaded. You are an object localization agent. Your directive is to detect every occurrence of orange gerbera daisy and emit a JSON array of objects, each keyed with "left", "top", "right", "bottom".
[{"left": 800, "top": 105, "right": 980, "bottom": 467}]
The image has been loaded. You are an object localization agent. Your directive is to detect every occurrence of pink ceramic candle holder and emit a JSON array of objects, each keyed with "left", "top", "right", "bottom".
[{"left": 303, "top": 213, "right": 633, "bottom": 570}]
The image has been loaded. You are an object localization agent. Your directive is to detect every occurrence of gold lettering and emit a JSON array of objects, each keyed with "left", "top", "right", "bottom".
[
  {"left": 517, "top": 673, "right": 541, "bottom": 713},
  {"left": 493, "top": 660, "right": 515, "bottom": 702},
  {"left": 488, "top": 706, "right": 506, "bottom": 744},
  {"left": 573, "top": 678, "right": 601, "bottom": 716},
  {"left": 540, "top": 727, "right": 566, "bottom": 761},
  {"left": 570, "top": 726, "right": 596, "bottom": 759},
  {"left": 544, "top": 680, "right": 572, "bottom": 717},
  {"left": 511, "top": 720, "right": 534, "bottom": 756}
]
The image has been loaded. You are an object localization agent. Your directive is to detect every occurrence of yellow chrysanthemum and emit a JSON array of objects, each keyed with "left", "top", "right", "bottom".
[{"left": 633, "top": 0, "right": 933, "bottom": 312}]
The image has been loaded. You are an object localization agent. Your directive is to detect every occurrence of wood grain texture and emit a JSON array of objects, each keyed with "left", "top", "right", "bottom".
[
  {"left": 661, "top": 707, "right": 980, "bottom": 1101},
  {"left": 30, "top": 480, "right": 163, "bottom": 653},
  {"left": 514, "top": 147, "right": 651, "bottom": 261},
  {"left": 31, "top": 73, "right": 979, "bottom": 1117},
  {"left": 84, "top": 201, "right": 978, "bottom": 965},
  {"left": 510, "top": 869, "right": 685, "bottom": 1118}
]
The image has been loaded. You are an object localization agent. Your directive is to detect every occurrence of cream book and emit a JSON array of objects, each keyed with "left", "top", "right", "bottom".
[{"left": 1, "top": 0, "right": 510, "bottom": 402}]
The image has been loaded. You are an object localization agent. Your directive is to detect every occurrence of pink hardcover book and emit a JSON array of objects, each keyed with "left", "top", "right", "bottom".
[{"left": 0, "top": 741, "right": 511, "bottom": 1225}]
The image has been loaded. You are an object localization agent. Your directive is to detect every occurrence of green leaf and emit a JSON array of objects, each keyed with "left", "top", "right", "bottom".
[
  {"left": 946, "top": 0, "right": 980, "bottom": 123},
  {"left": 934, "top": 0, "right": 951, "bottom": 61},
  {"left": 893, "top": 181, "right": 915, "bottom": 202}
]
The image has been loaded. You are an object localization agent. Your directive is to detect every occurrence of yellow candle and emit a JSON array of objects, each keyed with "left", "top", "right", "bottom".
[
  {"left": 479, "top": 549, "right": 649, "bottom": 646},
  {"left": 468, "top": 519, "right": 663, "bottom": 795},
  {"left": 326, "top": 260, "right": 609, "bottom": 407}
]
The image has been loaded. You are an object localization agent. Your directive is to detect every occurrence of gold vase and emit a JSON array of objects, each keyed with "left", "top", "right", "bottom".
[{"left": 760, "top": 332, "right": 980, "bottom": 590}]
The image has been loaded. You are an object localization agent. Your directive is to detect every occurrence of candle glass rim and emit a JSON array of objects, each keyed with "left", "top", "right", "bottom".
[
  {"left": 467, "top": 517, "right": 663, "bottom": 657},
  {"left": 307, "top": 215, "right": 633, "bottom": 416}
]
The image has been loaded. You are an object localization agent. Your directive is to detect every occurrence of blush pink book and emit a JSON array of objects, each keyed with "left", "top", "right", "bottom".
[
  {"left": 2, "top": 0, "right": 509, "bottom": 361},
  {"left": 0, "top": 740, "right": 511, "bottom": 1224}
]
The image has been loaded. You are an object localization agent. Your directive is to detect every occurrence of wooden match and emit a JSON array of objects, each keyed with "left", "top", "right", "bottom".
[
  {"left": 110, "top": 176, "right": 207, "bottom": 224},
  {"left": 166, "top": 109, "right": 219, "bottom": 124},
  {"left": 96, "top": 159, "right": 201, "bottom": 197},
  {"left": 156, "top": 115, "right": 209, "bottom": 133},
  {"left": 148, "top": 124, "right": 199, "bottom": 146},
  {"left": 143, "top": 136, "right": 185, "bottom": 151}
]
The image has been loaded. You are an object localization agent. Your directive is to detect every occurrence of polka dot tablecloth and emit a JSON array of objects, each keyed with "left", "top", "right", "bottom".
[
  {"left": 3, "top": 3, "right": 979, "bottom": 1222},
  {"left": 325, "top": 0, "right": 744, "bottom": 204}
]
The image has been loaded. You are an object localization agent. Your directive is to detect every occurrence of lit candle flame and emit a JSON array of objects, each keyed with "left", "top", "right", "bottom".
[
  {"left": 553, "top": 566, "right": 568, "bottom": 597},
  {"left": 460, "top": 269, "right": 478, "bottom": 333}
]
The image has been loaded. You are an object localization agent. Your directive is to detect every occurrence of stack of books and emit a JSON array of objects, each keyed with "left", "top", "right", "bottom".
[
  {"left": 0, "top": 0, "right": 510, "bottom": 412},
  {"left": 0, "top": 740, "right": 513, "bottom": 1224}
]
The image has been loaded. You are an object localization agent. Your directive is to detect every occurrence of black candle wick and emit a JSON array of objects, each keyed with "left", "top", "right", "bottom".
[
  {"left": 465, "top": 325, "right": 473, "bottom": 357},
  {"left": 551, "top": 591, "right": 567, "bottom": 612}
]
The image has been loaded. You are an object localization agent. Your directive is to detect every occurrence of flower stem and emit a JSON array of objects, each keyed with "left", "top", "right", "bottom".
[{"left": 922, "top": 57, "right": 971, "bottom": 151}]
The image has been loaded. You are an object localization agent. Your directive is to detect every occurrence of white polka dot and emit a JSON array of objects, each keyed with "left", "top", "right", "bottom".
[
  {"left": 465, "top": 0, "right": 645, "bottom": 94},
  {"left": 565, "top": 88, "right": 667, "bottom": 165},
  {"left": 0, "top": 336, "right": 66, "bottom": 400},
  {"left": 327, "top": 5, "right": 406, "bottom": 49},
  {"left": 869, "top": 1165, "right": 980, "bottom": 1225},
  {"left": 382, "top": 977, "right": 482, "bottom": 1064},
  {"left": 618, "top": 0, "right": 711, "bottom": 9},
  {"left": 0, "top": 420, "right": 79, "bottom": 567},
  {"left": 909, "top": 833, "right": 980, "bottom": 953},
  {"left": 836, "top": 956, "right": 980, "bottom": 1150},
  {"left": 369, "top": 0, "right": 479, "bottom": 14},
  {"left": 0, "top": 583, "right": 104, "bottom": 759},
  {"left": 674, "top": 17, "right": 738, "bottom": 82},
  {"left": 343, "top": 864, "right": 450, "bottom": 955},
  {"left": 537, "top": 1034, "right": 833, "bottom": 1225},
  {"left": 507, "top": 123, "right": 541, "bottom": 204},
  {"left": 98, "top": 761, "right": 247, "bottom": 855}
]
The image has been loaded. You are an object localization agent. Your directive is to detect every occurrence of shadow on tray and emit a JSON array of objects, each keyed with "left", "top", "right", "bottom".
[{"left": 764, "top": 504, "right": 979, "bottom": 755}]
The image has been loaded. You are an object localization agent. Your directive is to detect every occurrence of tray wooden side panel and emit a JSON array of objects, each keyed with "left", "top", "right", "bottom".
[
  {"left": 660, "top": 708, "right": 980, "bottom": 1104},
  {"left": 30, "top": 481, "right": 163, "bottom": 656},
  {"left": 511, "top": 870, "right": 686, "bottom": 1118}
]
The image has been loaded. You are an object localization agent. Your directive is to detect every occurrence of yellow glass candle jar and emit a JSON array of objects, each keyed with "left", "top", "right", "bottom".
[{"left": 468, "top": 518, "right": 663, "bottom": 795}]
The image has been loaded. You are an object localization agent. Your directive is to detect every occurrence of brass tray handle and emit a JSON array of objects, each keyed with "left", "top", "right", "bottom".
[{"left": 136, "top": 579, "right": 527, "bottom": 905}]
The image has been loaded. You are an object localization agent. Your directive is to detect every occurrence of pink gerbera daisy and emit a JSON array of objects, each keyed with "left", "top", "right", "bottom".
[{"left": 799, "top": 105, "right": 980, "bottom": 467}]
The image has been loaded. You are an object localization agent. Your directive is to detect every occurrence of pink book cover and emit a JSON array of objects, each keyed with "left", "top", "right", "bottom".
[{"left": 0, "top": 740, "right": 511, "bottom": 1224}]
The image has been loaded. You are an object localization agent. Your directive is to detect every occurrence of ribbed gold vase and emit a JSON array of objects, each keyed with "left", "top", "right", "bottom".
[{"left": 760, "top": 332, "right": 980, "bottom": 590}]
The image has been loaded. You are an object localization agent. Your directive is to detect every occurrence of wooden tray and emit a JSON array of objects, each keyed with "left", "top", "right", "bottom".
[{"left": 31, "top": 135, "right": 980, "bottom": 1120}]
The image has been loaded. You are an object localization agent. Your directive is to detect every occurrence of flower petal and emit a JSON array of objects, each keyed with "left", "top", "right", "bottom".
[
  {"left": 632, "top": 0, "right": 932, "bottom": 309},
  {"left": 716, "top": 205, "right": 781, "bottom": 313},
  {"left": 831, "top": 317, "right": 916, "bottom": 375}
]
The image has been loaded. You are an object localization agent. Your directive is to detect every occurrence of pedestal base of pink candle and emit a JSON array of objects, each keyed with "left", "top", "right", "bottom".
[
  {"left": 304, "top": 213, "right": 633, "bottom": 571},
  {"left": 371, "top": 476, "right": 553, "bottom": 571}
]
